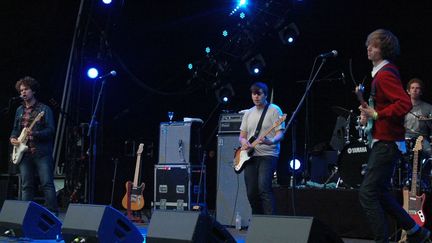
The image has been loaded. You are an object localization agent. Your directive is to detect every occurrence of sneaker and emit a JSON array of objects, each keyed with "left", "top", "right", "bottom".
[{"left": 408, "top": 227, "right": 431, "bottom": 243}]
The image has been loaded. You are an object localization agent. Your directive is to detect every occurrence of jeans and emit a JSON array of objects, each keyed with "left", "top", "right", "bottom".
[
  {"left": 359, "top": 141, "right": 415, "bottom": 243},
  {"left": 244, "top": 156, "right": 277, "bottom": 215},
  {"left": 19, "top": 154, "right": 58, "bottom": 213}
]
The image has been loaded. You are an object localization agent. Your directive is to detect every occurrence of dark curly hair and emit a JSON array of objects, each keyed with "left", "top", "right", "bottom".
[
  {"left": 365, "top": 29, "right": 400, "bottom": 61},
  {"left": 15, "top": 76, "right": 40, "bottom": 93}
]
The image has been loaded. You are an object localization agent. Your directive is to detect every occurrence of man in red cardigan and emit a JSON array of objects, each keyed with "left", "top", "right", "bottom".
[{"left": 358, "top": 29, "right": 430, "bottom": 243}]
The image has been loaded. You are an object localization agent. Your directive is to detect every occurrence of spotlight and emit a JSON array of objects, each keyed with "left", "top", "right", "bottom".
[
  {"left": 278, "top": 23, "right": 299, "bottom": 45},
  {"left": 205, "top": 47, "right": 211, "bottom": 54},
  {"left": 239, "top": 12, "right": 246, "bottom": 19},
  {"left": 222, "top": 30, "right": 228, "bottom": 37},
  {"left": 187, "top": 63, "right": 193, "bottom": 70},
  {"left": 102, "top": 0, "right": 112, "bottom": 4},
  {"left": 245, "top": 54, "right": 266, "bottom": 75},
  {"left": 86, "top": 67, "right": 99, "bottom": 79},
  {"left": 215, "top": 83, "right": 235, "bottom": 104},
  {"left": 289, "top": 158, "right": 302, "bottom": 171}
]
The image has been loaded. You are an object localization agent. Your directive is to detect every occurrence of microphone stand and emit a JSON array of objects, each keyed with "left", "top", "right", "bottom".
[
  {"left": 86, "top": 75, "right": 111, "bottom": 203},
  {"left": 284, "top": 57, "right": 328, "bottom": 215}
]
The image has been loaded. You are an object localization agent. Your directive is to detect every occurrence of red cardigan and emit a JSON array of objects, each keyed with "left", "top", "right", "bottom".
[{"left": 372, "top": 63, "right": 412, "bottom": 141}]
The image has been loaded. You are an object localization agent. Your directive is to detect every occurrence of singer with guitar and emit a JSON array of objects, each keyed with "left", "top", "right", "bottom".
[
  {"left": 238, "top": 82, "right": 285, "bottom": 215},
  {"left": 357, "top": 29, "right": 429, "bottom": 243},
  {"left": 9, "top": 76, "right": 58, "bottom": 214}
]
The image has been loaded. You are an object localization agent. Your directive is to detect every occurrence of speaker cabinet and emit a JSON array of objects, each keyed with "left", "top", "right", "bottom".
[
  {"left": 147, "top": 210, "right": 235, "bottom": 243},
  {"left": 216, "top": 133, "right": 251, "bottom": 227},
  {"left": 0, "top": 200, "right": 61, "bottom": 239},
  {"left": 61, "top": 204, "right": 143, "bottom": 243},
  {"left": 246, "top": 215, "right": 343, "bottom": 243},
  {"left": 159, "top": 122, "right": 202, "bottom": 164}
]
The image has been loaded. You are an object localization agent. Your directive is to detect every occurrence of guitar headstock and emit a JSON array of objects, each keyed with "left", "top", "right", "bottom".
[
  {"left": 273, "top": 114, "right": 287, "bottom": 128},
  {"left": 354, "top": 84, "right": 367, "bottom": 106},
  {"left": 137, "top": 143, "right": 144, "bottom": 155},
  {"left": 414, "top": 136, "right": 423, "bottom": 152},
  {"left": 35, "top": 111, "right": 45, "bottom": 122}
]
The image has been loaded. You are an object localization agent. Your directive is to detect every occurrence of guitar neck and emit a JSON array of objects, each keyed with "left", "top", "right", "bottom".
[
  {"left": 133, "top": 154, "right": 141, "bottom": 187},
  {"left": 411, "top": 150, "right": 419, "bottom": 196}
]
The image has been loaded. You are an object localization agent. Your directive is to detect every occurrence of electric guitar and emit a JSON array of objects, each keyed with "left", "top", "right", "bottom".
[
  {"left": 233, "top": 114, "right": 286, "bottom": 174},
  {"left": 399, "top": 136, "right": 426, "bottom": 243},
  {"left": 354, "top": 84, "right": 373, "bottom": 144},
  {"left": 122, "top": 143, "right": 145, "bottom": 211},
  {"left": 11, "top": 111, "right": 45, "bottom": 164},
  {"left": 404, "top": 136, "right": 426, "bottom": 226}
]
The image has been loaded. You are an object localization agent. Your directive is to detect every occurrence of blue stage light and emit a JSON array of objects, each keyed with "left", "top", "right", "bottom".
[
  {"left": 238, "top": 0, "right": 247, "bottom": 7},
  {"left": 205, "top": 47, "right": 211, "bottom": 54},
  {"left": 102, "top": 0, "right": 112, "bottom": 4},
  {"left": 289, "top": 159, "right": 302, "bottom": 171},
  {"left": 188, "top": 63, "right": 193, "bottom": 70},
  {"left": 87, "top": 68, "right": 99, "bottom": 79},
  {"left": 239, "top": 12, "right": 246, "bottom": 19},
  {"left": 222, "top": 30, "right": 228, "bottom": 37}
]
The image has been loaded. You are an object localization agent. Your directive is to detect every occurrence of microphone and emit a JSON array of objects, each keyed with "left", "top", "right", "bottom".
[
  {"left": 10, "top": 96, "right": 23, "bottom": 101},
  {"left": 98, "top": 70, "right": 117, "bottom": 79},
  {"left": 318, "top": 50, "right": 338, "bottom": 58}
]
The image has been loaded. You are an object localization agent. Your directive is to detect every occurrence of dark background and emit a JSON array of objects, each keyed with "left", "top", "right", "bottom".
[{"left": 1, "top": 0, "right": 432, "bottom": 210}]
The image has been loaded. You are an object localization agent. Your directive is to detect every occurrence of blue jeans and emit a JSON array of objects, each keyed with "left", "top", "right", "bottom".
[
  {"left": 244, "top": 156, "right": 277, "bottom": 215},
  {"left": 19, "top": 154, "right": 58, "bottom": 213},
  {"left": 359, "top": 141, "right": 415, "bottom": 243}
]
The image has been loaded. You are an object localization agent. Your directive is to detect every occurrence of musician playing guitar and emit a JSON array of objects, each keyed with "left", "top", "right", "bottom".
[
  {"left": 238, "top": 82, "right": 285, "bottom": 215},
  {"left": 9, "top": 76, "right": 58, "bottom": 215},
  {"left": 357, "top": 29, "right": 430, "bottom": 243}
]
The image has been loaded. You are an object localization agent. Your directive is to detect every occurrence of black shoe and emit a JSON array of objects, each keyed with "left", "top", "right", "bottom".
[{"left": 408, "top": 227, "right": 431, "bottom": 243}]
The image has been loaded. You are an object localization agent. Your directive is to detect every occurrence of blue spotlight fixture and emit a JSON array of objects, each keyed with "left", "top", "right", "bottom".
[
  {"left": 102, "top": 0, "right": 112, "bottom": 4},
  {"left": 187, "top": 63, "right": 193, "bottom": 70},
  {"left": 238, "top": 0, "right": 247, "bottom": 7},
  {"left": 239, "top": 12, "right": 246, "bottom": 19},
  {"left": 245, "top": 54, "right": 266, "bottom": 76},
  {"left": 87, "top": 67, "right": 99, "bottom": 79},
  {"left": 289, "top": 158, "right": 302, "bottom": 171},
  {"left": 278, "top": 23, "right": 300, "bottom": 45},
  {"left": 215, "top": 83, "right": 235, "bottom": 104},
  {"left": 205, "top": 47, "right": 211, "bottom": 54},
  {"left": 222, "top": 30, "right": 228, "bottom": 37}
]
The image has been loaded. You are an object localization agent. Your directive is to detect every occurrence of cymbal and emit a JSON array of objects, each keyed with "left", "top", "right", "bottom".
[{"left": 331, "top": 106, "right": 355, "bottom": 117}]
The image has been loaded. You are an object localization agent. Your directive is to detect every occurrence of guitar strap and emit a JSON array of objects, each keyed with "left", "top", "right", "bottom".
[
  {"left": 250, "top": 103, "right": 270, "bottom": 142},
  {"left": 370, "top": 66, "right": 401, "bottom": 106}
]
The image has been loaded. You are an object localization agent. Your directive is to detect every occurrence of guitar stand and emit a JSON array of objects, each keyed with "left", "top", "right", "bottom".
[{"left": 323, "top": 166, "right": 339, "bottom": 188}]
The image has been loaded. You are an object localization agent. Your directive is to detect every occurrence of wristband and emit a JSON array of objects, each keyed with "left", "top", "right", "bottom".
[{"left": 373, "top": 111, "right": 378, "bottom": 120}]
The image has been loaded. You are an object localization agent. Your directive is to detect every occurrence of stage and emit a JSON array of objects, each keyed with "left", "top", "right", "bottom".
[{"left": 2, "top": 186, "right": 429, "bottom": 242}]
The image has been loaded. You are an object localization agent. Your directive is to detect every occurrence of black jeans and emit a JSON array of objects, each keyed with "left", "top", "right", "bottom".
[
  {"left": 359, "top": 141, "right": 415, "bottom": 243},
  {"left": 244, "top": 156, "right": 277, "bottom": 215}
]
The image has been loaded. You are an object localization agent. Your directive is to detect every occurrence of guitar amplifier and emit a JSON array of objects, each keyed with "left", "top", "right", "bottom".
[
  {"left": 153, "top": 164, "right": 206, "bottom": 210},
  {"left": 218, "top": 113, "right": 244, "bottom": 134},
  {"left": 158, "top": 122, "right": 202, "bottom": 164}
]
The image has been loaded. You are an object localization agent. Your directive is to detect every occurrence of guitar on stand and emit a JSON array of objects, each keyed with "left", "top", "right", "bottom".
[
  {"left": 399, "top": 136, "right": 427, "bottom": 242},
  {"left": 122, "top": 143, "right": 145, "bottom": 222},
  {"left": 233, "top": 114, "right": 286, "bottom": 173},
  {"left": 11, "top": 111, "right": 45, "bottom": 164}
]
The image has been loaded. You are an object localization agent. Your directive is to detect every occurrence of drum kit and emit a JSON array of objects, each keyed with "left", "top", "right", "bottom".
[{"left": 328, "top": 106, "right": 432, "bottom": 190}]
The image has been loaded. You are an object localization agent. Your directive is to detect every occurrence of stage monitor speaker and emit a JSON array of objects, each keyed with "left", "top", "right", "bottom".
[
  {"left": 246, "top": 215, "right": 343, "bottom": 243},
  {"left": 147, "top": 210, "right": 235, "bottom": 243},
  {"left": 159, "top": 122, "right": 202, "bottom": 164},
  {"left": 0, "top": 200, "right": 61, "bottom": 239},
  {"left": 61, "top": 204, "right": 143, "bottom": 243},
  {"left": 216, "top": 133, "right": 251, "bottom": 227}
]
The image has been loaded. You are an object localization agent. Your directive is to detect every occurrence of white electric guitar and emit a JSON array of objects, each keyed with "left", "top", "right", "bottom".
[
  {"left": 11, "top": 111, "right": 45, "bottom": 164},
  {"left": 233, "top": 114, "right": 286, "bottom": 174}
]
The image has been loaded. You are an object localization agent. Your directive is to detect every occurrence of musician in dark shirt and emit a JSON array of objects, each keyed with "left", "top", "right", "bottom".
[{"left": 9, "top": 76, "right": 58, "bottom": 214}]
